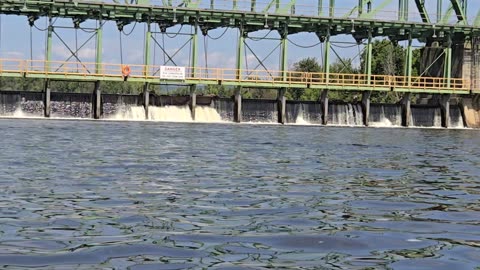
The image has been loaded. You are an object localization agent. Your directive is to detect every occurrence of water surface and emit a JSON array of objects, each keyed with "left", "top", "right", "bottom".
[{"left": 0, "top": 119, "right": 479, "bottom": 269}]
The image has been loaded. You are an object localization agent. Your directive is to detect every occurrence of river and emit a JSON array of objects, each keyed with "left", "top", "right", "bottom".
[{"left": 0, "top": 119, "right": 479, "bottom": 269}]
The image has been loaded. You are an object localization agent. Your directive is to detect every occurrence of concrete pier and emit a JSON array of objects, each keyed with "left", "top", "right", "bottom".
[
  {"left": 361, "top": 91, "right": 371, "bottom": 126},
  {"left": 234, "top": 87, "right": 242, "bottom": 123},
  {"left": 143, "top": 84, "right": 149, "bottom": 120},
  {"left": 43, "top": 80, "right": 51, "bottom": 118},
  {"left": 277, "top": 88, "right": 286, "bottom": 124},
  {"left": 401, "top": 93, "right": 411, "bottom": 127},
  {"left": 320, "top": 90, "right": 328, "bottom": 125},
  {"left": 439, "top": 94, "right": 451, "bottom": 128},
  {"left": 189, "top": 85, "right": 196, "bottom": 121},
  {"left": 93, "top": 81, "right": 101, "bottom": 119},
  {"left": 462, "top": 95, "right": 480, "bottom": 128}
]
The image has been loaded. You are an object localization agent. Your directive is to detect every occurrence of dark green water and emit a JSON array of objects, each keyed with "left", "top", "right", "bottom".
[{"left": 0, "top": 119, "right": 479, "bottom": 269}]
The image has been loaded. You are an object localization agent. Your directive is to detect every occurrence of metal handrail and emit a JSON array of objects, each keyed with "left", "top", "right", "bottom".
[{"left": 0, "top": 58, "right": 472, "bottom": 92}]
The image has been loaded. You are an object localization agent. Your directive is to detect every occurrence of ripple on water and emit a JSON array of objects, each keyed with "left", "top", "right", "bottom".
[{"left": 0, "top": 120, "right": 480, "bottom": 269}]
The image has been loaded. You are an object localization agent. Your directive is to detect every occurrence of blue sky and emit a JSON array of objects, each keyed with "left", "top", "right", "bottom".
[{"left": 0, "top": 0, "right": 478, "bottom": 71}]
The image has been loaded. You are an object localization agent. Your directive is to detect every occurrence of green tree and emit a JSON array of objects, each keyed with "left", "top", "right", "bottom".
[
  {"left": 288, "top": 57, "right": 322, "bottom": 100},
  {"left": 361, "top": 40, "right": 404, "bottom": 76}
]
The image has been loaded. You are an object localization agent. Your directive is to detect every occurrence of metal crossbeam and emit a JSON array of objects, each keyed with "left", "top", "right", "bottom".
[
  {"left": 414, "top": 0, "right": 430, "bottom": 23},
  {"left": 449, "top": 0, "right": 467, "bottom": 24}
]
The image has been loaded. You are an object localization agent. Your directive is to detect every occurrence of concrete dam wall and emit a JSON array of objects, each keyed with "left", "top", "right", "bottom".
[{"left": 0, "top": 90, "right": 476, "bottom": 128}]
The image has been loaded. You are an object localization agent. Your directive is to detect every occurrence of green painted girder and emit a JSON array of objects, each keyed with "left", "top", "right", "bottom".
[
  {"left": 277, "top": 0, "right": 296, "bottom": 14},
  {"left": 414, "top": 0, "right": 430, "bottom": 23},
  {"left": 0, "top": 72, "right": 469, "bottom": 95},
  {"left": 0, "top": 0, "right": 478, "bottom": 38},
  {"left": 474, "top": 9, "right": 480, "bottom": 27},
  {"left": 449, "top": 0, "right": 467, "bottom": 24},
  {"left": 440, "top": 3, "right": 455, "bottom": 24},
  {"left": 359, "top": 0, "right": 393, "bottom": 20}
]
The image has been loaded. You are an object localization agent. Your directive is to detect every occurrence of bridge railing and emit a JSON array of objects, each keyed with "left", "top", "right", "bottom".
[
  {"left": 0, "top": 58, "right": 472, "bottom": 93},
  {"left": 392, "top": 76, "right": 469, "bottom": 92}
]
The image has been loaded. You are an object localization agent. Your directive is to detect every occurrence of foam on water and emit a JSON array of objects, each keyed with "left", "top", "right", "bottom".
[
  {"left": 294, "top": 114, "right": 312, "bottom": 125},
  {"left": 109, "top": 106, "right": 146, "bottom": 121},
  {"left": 370, "top": 118, "right": 398, "bottom": 127},
  {"left": 107, "top": 105, "right": 225, "bottom": 123},
  {"left": 149, "top": 106, "right": 192, "bottom": 122},
  {"left": 195, "top": 106, "right": 224, "bottom": 123}
]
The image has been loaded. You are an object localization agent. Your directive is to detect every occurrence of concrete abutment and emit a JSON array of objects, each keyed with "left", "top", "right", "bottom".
[{"left": 462, "top": 94, "right": 480, "bottom": 128}]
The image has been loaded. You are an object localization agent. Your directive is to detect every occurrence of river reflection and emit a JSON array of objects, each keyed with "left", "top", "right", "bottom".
[{"left": 0, "top": 119, "right": 479, "bottom": 269}]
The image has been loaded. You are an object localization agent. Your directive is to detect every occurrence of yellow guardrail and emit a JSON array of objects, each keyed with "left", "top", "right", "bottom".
[{"left": 0, "top": 58, "right": 471, "bottom": 92}]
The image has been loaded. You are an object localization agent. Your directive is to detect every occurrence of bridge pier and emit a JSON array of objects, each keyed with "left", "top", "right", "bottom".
[
  {"left": 93, "top": 81, "right": 102, "bottom": 119},
  {"left": 234, "top": 87, "right": 242, "bottom": 123},
  {"left": 401, "top": 93, "right": 412, "bottom": 127},
  {"left": 143, "top": 84, "right": 149, "bottom": 120},
  {"left": 439, "top": 94, "right": 451, "bottom": 128},
  {"left": 461, "top": 94, "right": 480, "bottom": 128},
  {"left": 190, "top": 85, "right": 196, "bottom": 121},
  {"left": 277, "top": 88, "right": 286, "bottom": 124},
  {"left": 361, "top": 91, "right": 371, "bottom": 126},
  {"left": 43, "top": 80, "right": 51, "bottom": 118},
  {"left": 320, "top": 90, "right": 328, "bottom": 125}
]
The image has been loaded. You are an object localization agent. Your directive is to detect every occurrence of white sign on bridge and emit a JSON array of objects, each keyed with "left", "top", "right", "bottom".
[{"left": 160, "top": 66, "right": 185, "bottom": 80}]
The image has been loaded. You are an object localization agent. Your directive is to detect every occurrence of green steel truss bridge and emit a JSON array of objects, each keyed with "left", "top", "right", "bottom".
[{"left": 0, "top": 0, "right": 479, "bottom": 95}]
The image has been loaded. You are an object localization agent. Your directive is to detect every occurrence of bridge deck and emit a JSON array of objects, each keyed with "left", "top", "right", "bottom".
[{"left": 0, "top": 59, "right": 475, "bottom": 94}]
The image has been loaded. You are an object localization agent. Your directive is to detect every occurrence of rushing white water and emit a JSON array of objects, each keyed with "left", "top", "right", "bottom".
[
  {"left": 149, "top": 106, "right": 192, "bottom": 122},
  {"left": 2, "top": 107, "right": 43, "bottom": 118},
  {"left": 329, "top": 104, "right": 364, "bottom": 126},
  {"left": 195, "top": 106, "right": 223, "bottom": 123},
  {"left": 294, "top": 114, "right": 311, "bottom": 125},
  {"left": 108, "top": 105, "right": 224, "bottom": 123},
  {"left": 448, "top": 106, "right": 465, "bottom": 128},
  {"left": 109, "top": 106, "right": 146, "bottom": 120},
  {"left": 370, "top": 118, "right": 397, "bottom": 127}
]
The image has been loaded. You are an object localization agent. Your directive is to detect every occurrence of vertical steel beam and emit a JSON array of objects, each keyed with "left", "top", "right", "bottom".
[
  {"left": 318, "top": 0, "right": 323, "bottom": 16},
  {"left": 366, "top": 29, "right": 373, "bottom": 84},
  {"left": 323, "top": 28, "right": 331, "bottom": 82},
  {"left": 405, "top": 32, "right": 413, "bottom": 87},
  {"left": 95, "top": 20, "right": 103, "bottom": 75},
  {"left": 144, "top": 22, "right": 151, "bottom": 76},
  {"left": 359, "top": 0, "right": 365, "bottom": 16},
  {"left": 236, "top": 28, "right": 245, "bottom": 81},
  {"left": 437, "top": 0, "right": 443, "bottom": 23},
  {"left": 329, "top": 0, "right": 335, "bottom": 17},
  {"left": 276, "top": 0, "right": 280, "bottom": 13},
  {"left": 404, "top": 0, "right": 409, "bottom": 21},
  {"left": 251, "top": 0, "right": 256, "bottom": 12},
  {"left": 280, "top": 27, "right": 288, "bottom": 81},
  {"left": 233, "top": 0, "right": 237, "bottom": 10},
  {"left": 210, "top": 0, "right": 214, "bottom": 9},
  {"left": 399, "top": 0, "right": 405, "bottom": 21},
  {"left": 46, "top": 19, "right": 53, "bottom": 72},
  {"left": 444, "top": 34, "right": 452, "bottom": 88}
]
